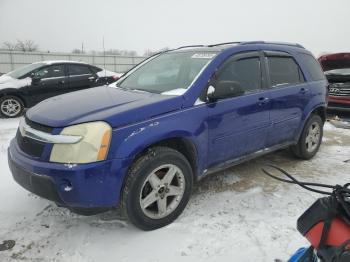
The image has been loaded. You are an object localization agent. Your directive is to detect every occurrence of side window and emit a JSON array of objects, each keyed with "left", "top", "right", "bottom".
[
  {"left": 216, "top": 57, "right": 262, "bottom": 94},
  {"left": 68, "top": 65, "right": 92, "bottom": 76},
  {"left": 299, "top": 53, "right": 326, "bottom": 81},
  {"left": 49, "top": 65, "right": 65, "bottom": 78},
  {"left": 34, "top": 67, "right": 50, "bottom": 78},
  {"left": 267, "top": 56, "right": 304, "bottom": 87},
  {"left": 34, "top": 65, "right": 65, "bottom": 78},
  {"left": 90, "top": 66, "right": 103, "bottom": 73}
]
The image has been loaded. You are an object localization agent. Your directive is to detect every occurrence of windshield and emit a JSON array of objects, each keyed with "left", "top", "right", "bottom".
[
  {"left": 7, "top": 63, "right": 45, "bottom": 79},
  {"left": 325, "top": 68, "right": 350, "bottom": 75},
  {"left": 117, "top": 51, "right": 217, "bottom": 94}
]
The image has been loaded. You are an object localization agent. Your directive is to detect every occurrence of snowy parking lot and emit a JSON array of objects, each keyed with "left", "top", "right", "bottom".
[{"left": 0, "top": 117, "right": 349, "bottom": 262}]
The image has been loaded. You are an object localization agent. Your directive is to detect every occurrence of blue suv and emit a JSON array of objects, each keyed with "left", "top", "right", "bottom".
[{"left": 8, "top": 41, "right": 328, "bottom": 230}]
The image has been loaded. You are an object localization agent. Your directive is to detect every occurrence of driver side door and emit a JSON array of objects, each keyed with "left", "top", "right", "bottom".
[
  {"left": 206, "top": 51, "right": 271, "bottom": 167},
  {"left": 25, "top": 64, "right": 68, "bottom": 106}
]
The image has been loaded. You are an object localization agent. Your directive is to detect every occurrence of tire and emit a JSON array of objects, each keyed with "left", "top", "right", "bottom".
[
  {"left": 291, "top": 114, "right": 323, "bottom": 160},
  {"left": 121, "top": 146, "right": 193, "bottom": 231},
  {"left": 0, "top": 95, "right": 24, "bottom": 118}
]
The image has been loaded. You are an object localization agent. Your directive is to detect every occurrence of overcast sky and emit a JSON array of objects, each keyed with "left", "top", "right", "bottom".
[{"left": 0, "top": 0, "right": 349, "bottom": 56}]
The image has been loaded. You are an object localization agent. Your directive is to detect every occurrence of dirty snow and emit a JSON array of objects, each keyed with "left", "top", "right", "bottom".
[
  {"left": 0, "top": 75, "right": 32, "bottom": 89},
  {"left": 0, "top": 118, "right": 349, "bottom": 262}
]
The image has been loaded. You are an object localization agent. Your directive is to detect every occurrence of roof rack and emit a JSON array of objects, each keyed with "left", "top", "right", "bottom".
[
  {"left": 207, "top": 42, "right": 241, "bottom": 47},
  {"left": 176, "top": 45, "right": 206, "bottom": 50},
  {"left": 167, "top": 41, "right": 305, "bottom": 53},
  {"left": 240, "top": 41, "right": 305, "bottom": 49}
]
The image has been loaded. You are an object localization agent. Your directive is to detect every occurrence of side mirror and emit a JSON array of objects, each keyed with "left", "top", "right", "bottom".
[
  {"left": 207, "top": 80, "right": 245, "bottom": 101},
  {"left": 31, "top": 73, "right": 41, "bottom": 84}
]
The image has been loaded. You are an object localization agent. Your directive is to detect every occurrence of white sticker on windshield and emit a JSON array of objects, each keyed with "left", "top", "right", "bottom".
[{"left": 191, "top": 53, "right": 216, "bottom": 59}]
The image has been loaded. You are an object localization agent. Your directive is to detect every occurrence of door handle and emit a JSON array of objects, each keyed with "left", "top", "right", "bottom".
[
  {"left": 258, "top": 97, "right": 269, "bottom": 106},
  {"left": 88, "top": 76, "right": 96, "bottom": 81},
  {"left": 299, "top": 87, "right": 309, "bottom": 94},
  {"left": 59, "top": 80, "right": 65, "bottom": 84}
]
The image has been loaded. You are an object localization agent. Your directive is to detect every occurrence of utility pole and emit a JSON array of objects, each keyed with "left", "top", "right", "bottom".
[
  {"left": 103, "top": 37, "right": 106, "bottom": 70},
  {"left": 81, "top": 42, "right": 84, "bottom": 53}
]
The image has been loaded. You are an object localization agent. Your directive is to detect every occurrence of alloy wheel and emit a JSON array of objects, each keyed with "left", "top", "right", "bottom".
[
  {"left": 305, "top": 122, "right": 321, "bottom": 153},
  {"left": 0, "top": 98, "right": 21, "bottom": 117},
  {"left": 139, "top": 164, "right": 185, "bottom": 219}
]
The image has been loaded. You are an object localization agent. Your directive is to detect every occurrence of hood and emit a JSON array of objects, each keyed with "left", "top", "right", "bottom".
[
  {"left": 318, "top": 53, "right": 350, "bottom": 83},
  {"left": 26, "top": 86, "right": 184, "bottom": 128},
  {"left": 0, "top": 74, "right": 13, "bottom": 84},
  {"left": 318, "top": 53, "right": 350, "bottom": 72},
  {"left": 0, "top": 74, "right": 31, "bottom": 89},
  {"left": 96, "top": 69, "right": 122, "bottom": 78}
]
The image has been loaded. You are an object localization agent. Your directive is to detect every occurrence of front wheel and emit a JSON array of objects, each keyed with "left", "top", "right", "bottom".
[
  {"left": 121, "top": 147, "right": 193, "bottom": 230},
  {"left": 0, "top": 95, "right": 24, "bottom": 118},
  {"left": 291, "top": 114, "right": 323, "bottom": 160}
]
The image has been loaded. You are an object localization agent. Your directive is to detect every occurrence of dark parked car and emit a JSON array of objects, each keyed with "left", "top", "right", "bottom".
[
  {"left": 318, "top": 53, "right": 350, "bottom": 111},
  {"left": 9, "top": 41, "right": 327, "bottom": 230},
  {"left": 0, "top": 61, "right": 121, "bottom": 118}
]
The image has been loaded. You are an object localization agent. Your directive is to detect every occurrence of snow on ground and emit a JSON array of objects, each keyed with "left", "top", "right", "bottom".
[{"left": 0, "top": 119, "right": 349, "bottom": 262}]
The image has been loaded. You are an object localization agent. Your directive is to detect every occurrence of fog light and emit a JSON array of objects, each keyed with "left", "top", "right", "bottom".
[{"left": 60, "top": 180, "right": 73, "bottom": 192}]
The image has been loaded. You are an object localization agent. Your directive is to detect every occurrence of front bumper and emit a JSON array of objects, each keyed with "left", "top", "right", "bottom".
[
  {"left": 8, "top": 139, "right": 132, "bottom": 209},
  {"left": 9, "top": 155, "right": 63, "bottom": 203},
  {"left": 327, "top": 96, "right": 350, "bottom": 112}
]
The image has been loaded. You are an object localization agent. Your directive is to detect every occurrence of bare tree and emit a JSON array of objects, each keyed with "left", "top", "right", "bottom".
[
  {"left": 105, "top": 49, "right": 121, "bottom": 55},
  {"left": 87, "top": 49, "right": 138, "bottom": 56},
  {"left": 15, "top": 40, "right": 26, "bottom": 52},
  {"left": 2, "top": 41, "right": 17, "bottom": 51},
  {"left": 4, "top": 39, "right": 39, "bottom": 52},
  {"left": 24, "top": 40, "right": 38, "bottom": 51}
]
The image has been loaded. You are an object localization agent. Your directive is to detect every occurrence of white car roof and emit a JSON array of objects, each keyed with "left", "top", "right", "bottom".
[{"left": 33, "top": 60, "right": 89, "bottom": 65}]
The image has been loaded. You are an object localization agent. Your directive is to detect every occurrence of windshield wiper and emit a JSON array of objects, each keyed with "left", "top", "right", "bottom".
[
  {"left": 116, "top": 86, "right": 153, "bottom": 94},
  {"left": 115, "top": 86, "right": 129, "bottom": 90}
]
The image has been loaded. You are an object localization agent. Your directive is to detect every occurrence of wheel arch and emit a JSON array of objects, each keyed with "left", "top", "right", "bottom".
[
  {"left": 311, "top": 106, "right": 326, "bottom": 123},
  {"left": 0, "top": 89, "right": 27, "bottom": 107},
  {"left": 132, "top": 136, "right": 199, "bottom": 181},
  {"left": 296, "top": 105, "right": 326, "bottom": 142}
]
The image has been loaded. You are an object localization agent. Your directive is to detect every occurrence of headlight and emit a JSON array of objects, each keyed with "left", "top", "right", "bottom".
[{"left": 50, "top": 122, "right": 112, "bottom": 164}]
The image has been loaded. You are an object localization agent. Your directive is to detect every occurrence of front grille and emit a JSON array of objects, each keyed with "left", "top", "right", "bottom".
[
  {"left": 329, "top": 89, "right": 350, "bottom": 96},
  {"left": 24, "top": 116, "right": 53, "bottom": 133},
  {"left": 16, "top": 130, "right": 46, "bottom": 158},
  {"left": 328, "top": 83, "right": 350, "bottom": 97},
  {"left": 16, "top": 118, "right": 53, "bottom": 158}
]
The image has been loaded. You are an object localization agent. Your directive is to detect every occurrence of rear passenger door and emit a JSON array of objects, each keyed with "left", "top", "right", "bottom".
[
  {"left": 67, "top": 64, "right": 98, "bottom": 92},
  {"left": 263, "top": 51, "right": 311, "bottom": 146}
]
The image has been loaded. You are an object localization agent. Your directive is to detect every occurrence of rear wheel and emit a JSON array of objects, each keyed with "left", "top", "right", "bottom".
[
  {"left": 121, "top": 147, "right": 193, "bottom": 230},
  {"left": 0, "top": 95, "right": 24, "bottom": 118},
  {"left": 291, "top": 114, "right": 323, "bottom": 160}
]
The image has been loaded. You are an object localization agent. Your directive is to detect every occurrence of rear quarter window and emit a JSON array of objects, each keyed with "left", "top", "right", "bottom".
[
  {"left": 299, "top": 53, "right": 325, "bottom": 81},
  {"left": 90, "top": 66, "right": 103, "bottom": 73},
  {"left": 68, "top": 64, "right": 92, "bottom": 76}
]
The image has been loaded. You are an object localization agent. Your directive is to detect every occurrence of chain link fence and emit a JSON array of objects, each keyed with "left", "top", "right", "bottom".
[{"left": 0, "top": 51, "right": 147, "bottom": 74}]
